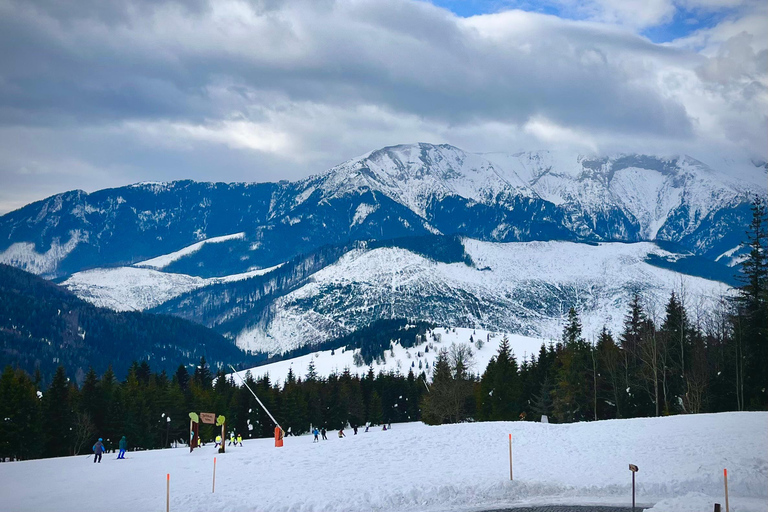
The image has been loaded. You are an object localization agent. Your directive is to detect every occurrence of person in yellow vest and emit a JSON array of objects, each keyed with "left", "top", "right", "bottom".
[
  {"left": 214, "top": 435, "right": 222, "bottom": 448},
  {"left": 237, "top": 434, "right": 243, "bottom": 447},
  {"left": 228, "top": 433, "right": 236, "bottom": 446}
]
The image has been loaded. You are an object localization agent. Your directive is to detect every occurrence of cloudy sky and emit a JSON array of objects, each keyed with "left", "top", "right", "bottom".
[{"left": 0, "top": 0, "right": 765, "bottom": 214}]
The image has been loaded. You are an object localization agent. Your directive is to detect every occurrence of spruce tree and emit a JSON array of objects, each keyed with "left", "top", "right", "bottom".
[{"left": 734, "top": 196, "right": 768, "bottom": 408}]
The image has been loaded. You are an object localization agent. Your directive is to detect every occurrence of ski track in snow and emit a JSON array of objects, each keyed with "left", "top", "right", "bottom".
[{"left": 0, "top": 413, "right": 765, "bottom": 512}]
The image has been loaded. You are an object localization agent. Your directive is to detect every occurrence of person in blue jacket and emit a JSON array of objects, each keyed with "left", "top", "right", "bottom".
[
  {"left": 93, "top": 438, "right": 106, "bottom": 463},
  {"left": 117, "top": 436, "right": 127, "bottom": 459},
  {"left": 313, "top": 427, "right": 319, "bottom": 443}
]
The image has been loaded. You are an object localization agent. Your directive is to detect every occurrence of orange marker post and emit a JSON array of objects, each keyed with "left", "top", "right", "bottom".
[
  {"left": 508, "top": 434, "right": 513, "bottom": 481},
  {"left": 166, "top": 474, "right": 170, "bottom": 512},
  {"left": 723, "top": 469, "right": 729, "bottom": 512},
  {"left": 212, "top": 457, "right": 217, "bottom": 493}
]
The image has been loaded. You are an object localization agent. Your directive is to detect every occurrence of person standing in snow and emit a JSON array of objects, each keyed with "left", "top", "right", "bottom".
[
  {"left": 117, "top": 436, "right": 127, "bottom": 459},
  {"left": 321, "top": 427, "right": 327, "bottom": 440},
  {"left": 214, "top": 435, "right": 222, "bottom": 448},
  {"left": 353, "top": 426, "right": 358, "bottom": 435},
  {"left": 313, "top": 427, "right": 319, "bottom": 443},
  {"left": 237, "top": 435, "right": 243, "bottom": 447},
  {"left": 338, "top": 429, "right": 346, "bottom": 438},
  {"left": 93, "top": 438, "right": 106, "bottom": 463}
]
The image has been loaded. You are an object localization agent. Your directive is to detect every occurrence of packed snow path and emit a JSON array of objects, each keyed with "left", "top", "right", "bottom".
[{"left": 0, "top": 413, "right": 765, "bottom": 512}]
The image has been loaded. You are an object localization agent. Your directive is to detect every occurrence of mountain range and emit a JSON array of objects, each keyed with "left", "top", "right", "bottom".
[{"left": 1, "top": 143, "right": 764, "bottom": 357}]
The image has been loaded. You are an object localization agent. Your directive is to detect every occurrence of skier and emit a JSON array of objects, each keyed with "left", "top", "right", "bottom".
[
  {"left": 117, "top": 436, "right": 127, "bottom": 459},
  {"left": 338, "top": 429, "right": 346, "bottom": 438},
  {"left": 228, "top": 433, "right": 236, "bottom": 446},
  {"left": 93, "top": 438, "right": 106, "bottom": 463},
  {"left": 353, "top": 426, "right": 358, "bottom": 435},
  {"left": 214, "top": 435, "right": 222, "bottom": 448},
  {"left": 237, "top": 434, "right": 243, "bottom": 447},
  {"left": 382, "top": 424, "right": 387, "bottom": 431},
  {"left": 321, "top": 427, "right": 327, "bottom": 440},
  {"left": 364, "top": 422, "right": 370, "bottom": 433},
  {"left": 313, "top": 427, "right": 319, "bottom": 443}
]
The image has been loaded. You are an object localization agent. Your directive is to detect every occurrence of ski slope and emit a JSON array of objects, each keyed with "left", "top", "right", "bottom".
[
  {"left": 0, "top": 413, "right": 765, "bottom": 512},
  {"left": 232, "top": 327, "right": 547, "bottom": 386}
]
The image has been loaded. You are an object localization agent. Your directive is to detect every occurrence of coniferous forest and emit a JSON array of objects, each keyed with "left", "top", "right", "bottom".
[{"left": 0, "top": 198, "right": 765, "bottom": 461}]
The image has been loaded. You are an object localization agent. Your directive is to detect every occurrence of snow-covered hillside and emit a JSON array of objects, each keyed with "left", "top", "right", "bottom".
[
  {"left": 134, "top": 232, "right": 245, "bottom": 269},
  {"left": 232, "top": 327, "right": 546, "bottom": 386},
  {"left": 235, "top": 239, "right": 730, "bottom": 354},
  {"left": 1, "top": 413, "right": 765, "bottom": 512},
  {"left": 63, "top": 263, "right": 283, "bottom": 311}
]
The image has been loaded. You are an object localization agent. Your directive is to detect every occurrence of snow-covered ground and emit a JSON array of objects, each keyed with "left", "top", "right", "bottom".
[
  {"left": 232, "top": 327, "right": 546, "bottom": 386},
  {"left": 1, "top": 413, "right": 765, "bottom": 512},
  {"left": 63, "top": 263, "right": 283, "bottom": 311}
]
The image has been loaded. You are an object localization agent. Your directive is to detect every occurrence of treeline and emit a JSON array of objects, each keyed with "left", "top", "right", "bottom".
[{"left": 0, "top": 359, "right": 428, "bottom": 461}]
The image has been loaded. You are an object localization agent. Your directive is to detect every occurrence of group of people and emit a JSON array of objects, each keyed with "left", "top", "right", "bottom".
[
  {"left": 312, "top": 423, "right": 391, "bottom": 442},
  {"left": 212, "top": 433, "right": 243, "bottom": 448},
  {"left": 92, "top": 435, "right": 128, "bottom": 463}
]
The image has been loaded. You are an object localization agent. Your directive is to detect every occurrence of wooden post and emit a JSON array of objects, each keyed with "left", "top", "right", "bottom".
[
  {"left": 724, "top": 469, "right": 729, "bottom": 512},
  {"left": 508, "top": 434, "right": 513, "bottom": 481},
  {"left": 166, "top": 474, "right": 170, "bottom": 512},
  {"left": 212, "top": 457, "right": 216, "bottom": 493}
]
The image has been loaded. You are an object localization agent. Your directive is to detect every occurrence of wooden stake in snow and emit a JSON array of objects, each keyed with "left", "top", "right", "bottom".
[
  {"left": 212, "top": 457, "right": 216, "bottom": 493},
  {"left": 723, "top": 468, "right": 730, "bottom": 512},
  {"left": 508, "top": 434, "right": 513, "bottom": 481},
  {"left": 166, "top": 473, "right": 170, "bottom": 512}
]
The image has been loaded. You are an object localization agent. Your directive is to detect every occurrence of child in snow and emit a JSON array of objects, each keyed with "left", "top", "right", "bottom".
[
  {"left": 313, "top": 427, "right": 319, "bottom": 443},
  {"left": 93, "top": 438, "right": 106, "bottom": 463},
  {"left": 237, "top": 435, "right": 243, "bottom": 447},
  {"left": 338, "top": 429, "right": 346, "bottom": 438},
  {"left": 353, "top": 426, "right": 358, "bottom": 435},
  {"left": 382, "top": 425, "right": 387, "bottom": 431},
  {"left": 214, "top": 435, "right": 222, "bottom": 448},
  {"left": 117, "top": 436, "right": 127, "bottom": 459},
  {"left": 321, "top": 428, "right": 327, "bottom": 440}
]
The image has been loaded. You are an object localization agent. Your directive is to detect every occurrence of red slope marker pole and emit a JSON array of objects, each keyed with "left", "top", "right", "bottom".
[
  {"left": 724, "top": 469, "right": 729, "bottom": 512},
  {"left": 212, "top": 457, "right": 217, "bottom": 493},
  {"left": 166, "top": 473, "right": 170, "bottom": 512}
]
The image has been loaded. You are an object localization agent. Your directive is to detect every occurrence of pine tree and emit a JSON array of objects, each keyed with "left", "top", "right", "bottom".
[
  {"left": 553, "top": 308, "right": 593, "bottom": 422},
  {"left": 42, "top": 366, "right": 74, "bottom": 457},
  {"left": 733, "top": 196, "right": 768, "bottom": 408}
]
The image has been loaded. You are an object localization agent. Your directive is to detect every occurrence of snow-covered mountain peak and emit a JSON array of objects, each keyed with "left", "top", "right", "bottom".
[{"left": 311, "top": 143, "right": 532, "bottom": 217}]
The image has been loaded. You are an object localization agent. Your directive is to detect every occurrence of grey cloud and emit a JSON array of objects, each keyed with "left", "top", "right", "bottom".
[{"left": 0, "top": 0, "right": 694, "bottom": 137}]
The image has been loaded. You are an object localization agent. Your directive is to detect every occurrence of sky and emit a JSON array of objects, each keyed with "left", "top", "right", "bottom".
[{"left": 0, "top": 0, "right": 765, "bottom": 214}]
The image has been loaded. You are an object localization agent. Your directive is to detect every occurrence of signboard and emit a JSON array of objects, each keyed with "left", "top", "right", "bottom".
[
  {"left": 200, "top": 412, "right": 216, "bottom": 424},
  {"left": 629, "top": 464, "right": 639, "bottom": 472}
]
